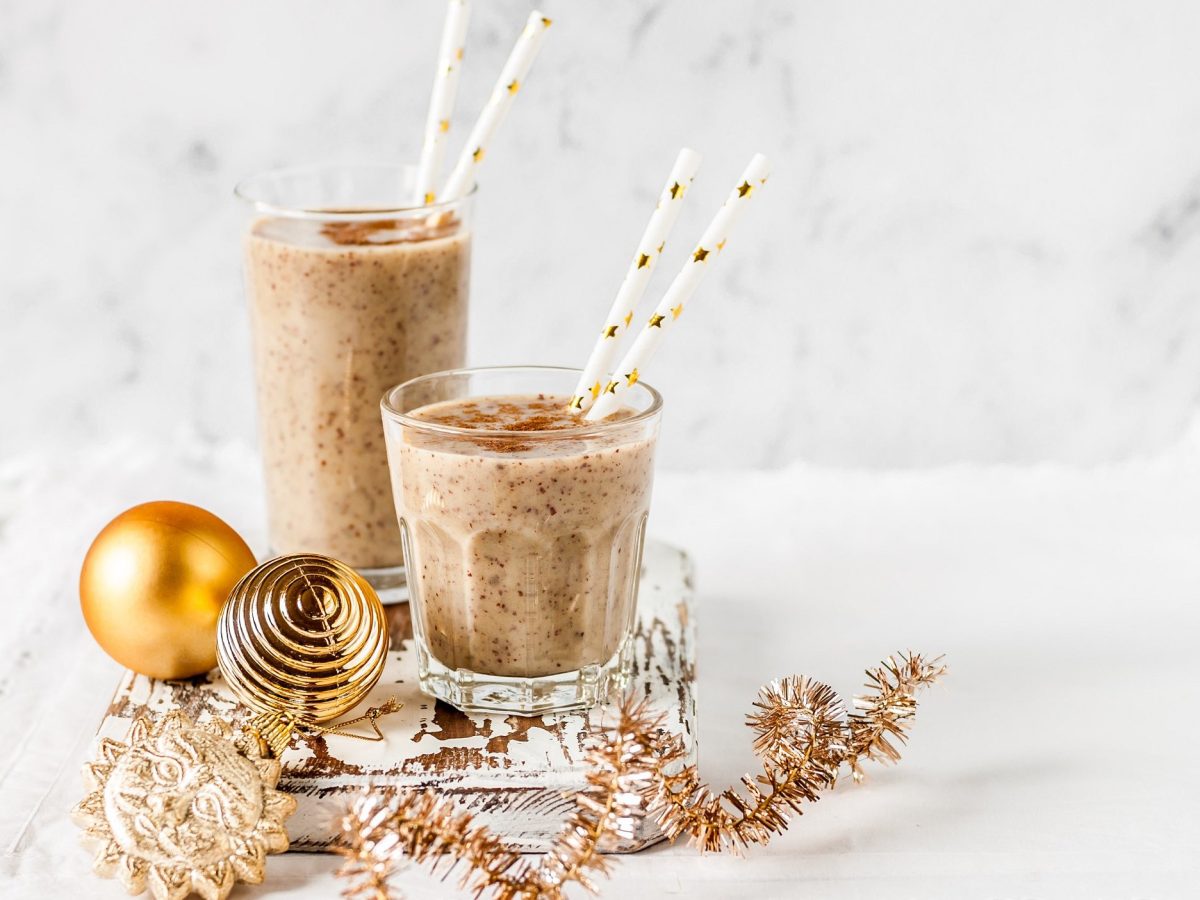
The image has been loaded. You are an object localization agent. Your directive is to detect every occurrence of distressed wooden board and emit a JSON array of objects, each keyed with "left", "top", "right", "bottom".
[{"left": 94, "top": 539, "right": 696, "bottom": 853}]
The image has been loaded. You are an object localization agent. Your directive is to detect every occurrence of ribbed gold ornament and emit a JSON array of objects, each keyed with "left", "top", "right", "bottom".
[{"left": 216, "top": 554, "right": 391, "bottom": 756}]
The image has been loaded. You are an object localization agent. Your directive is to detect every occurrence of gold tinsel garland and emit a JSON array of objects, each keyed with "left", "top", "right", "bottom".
[
  {"left": 337, "top": 698, "right": 660, "bottom": 900},
  {"left": 336, "top": 651, "right": 945, "bottom": 899},
  {"left": 651, "top": 652, "right": 946, "bottom": 853}
]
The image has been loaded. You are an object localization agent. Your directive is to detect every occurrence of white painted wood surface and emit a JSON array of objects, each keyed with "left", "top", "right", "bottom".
[
  {"left": 93, "top": 540, "right": 695, "bottom": 852},
  {"left": 3, "top": 442, "right": 1199, "bottom": 897}
]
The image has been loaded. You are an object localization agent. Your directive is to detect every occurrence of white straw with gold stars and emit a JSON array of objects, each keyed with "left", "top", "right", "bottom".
[
  {"left": 585, "top": 153, "right": 771, "bottom": 421},
  {"left": 439, "top": 10, "right": 552, "bottom": 202},
  {"left": 568, "top": 148, "right": 703, "bottom": 413},
  {"left": 413, "top": 0, "right": 472, "bottom": 206}
]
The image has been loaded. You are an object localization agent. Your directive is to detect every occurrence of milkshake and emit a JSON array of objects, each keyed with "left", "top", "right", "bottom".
[
  {"left": 382, "top": 367, "right": 662, "bottom": 714},
  {"left": 238, "top": 165, "right": 473, "bottom": 594}
]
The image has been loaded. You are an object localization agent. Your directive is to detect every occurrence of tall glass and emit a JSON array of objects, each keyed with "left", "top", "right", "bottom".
[
  {"left": 381, "top": 366, "right": 663, "bottom": 714},
  {"left": 236, "top": 164, "right": 473, "bottom": 602}
]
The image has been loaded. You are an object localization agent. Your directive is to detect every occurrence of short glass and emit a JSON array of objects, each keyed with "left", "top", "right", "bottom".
[
  {"left": 381, "top": 366, "right": 663, "bottom": 714},
  {"left": 236, "top": 164, "right": 473, "bottom": 602}
]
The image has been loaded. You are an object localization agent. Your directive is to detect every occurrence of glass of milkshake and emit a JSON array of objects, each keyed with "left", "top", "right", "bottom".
[
  {"left": 381, "top": 366, "right": 662, "bottom": 714},
  {"left": 236, "top": 164, "right": 473, "bottom": 602}
]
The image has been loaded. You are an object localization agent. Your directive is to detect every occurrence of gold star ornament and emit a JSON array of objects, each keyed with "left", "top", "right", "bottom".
[
  {"left": 669, "top": 181, "right": 685, "bottom": 200},
  {"left": 603, "top": 324, "right": 619, "bottom": 338},
  {"left": 636, "top": 252, "right": 651, "bottom": 269},
  {"left": 72, "top": 712, "right": 295, "bottom": 900},
  {"left": 692, "top": 247, "right": 710, "bottom": 263},
  {"left": 737, "top": 181, "right": 753, "bottom": 198},
  {"left": 507, "top": 80, "right": 520, "bottom": 95},
  {"left": 472, "top": 147, "right": 485, "bottom": 163},
  {"left": 648, "top": 313, "right": 665, "bottom": 328}
]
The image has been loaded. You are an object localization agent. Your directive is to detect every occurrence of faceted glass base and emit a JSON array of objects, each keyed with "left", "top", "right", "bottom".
[
  {"left": 416, "top": 638, "right": 634, "bottom": 715},
  {"left": 357, "top": 563, "right": 408, "bottom": 605},
  {"left": 266, "top": 549, "right": 409, "bottom": 606}
]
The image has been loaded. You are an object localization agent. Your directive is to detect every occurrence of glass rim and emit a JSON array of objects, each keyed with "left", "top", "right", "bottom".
[
  {"left": 380, "top": 365, "right": 663, "bottom": 440},
  {"left": 234, "top": 162, "right": 478, "bottom": 222}
]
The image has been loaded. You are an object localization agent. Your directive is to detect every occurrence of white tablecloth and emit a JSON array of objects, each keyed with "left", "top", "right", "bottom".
[{"left": 2, "top": 431, "right": 1197, "bottom": 898}]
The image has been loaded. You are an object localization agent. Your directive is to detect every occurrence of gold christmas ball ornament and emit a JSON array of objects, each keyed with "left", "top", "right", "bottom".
[
  {"left": 80, "top": 501, "right": 258, "bottom": 680},
  {"left": 217, "top": 554, "right": 390, "bottom": 755}
]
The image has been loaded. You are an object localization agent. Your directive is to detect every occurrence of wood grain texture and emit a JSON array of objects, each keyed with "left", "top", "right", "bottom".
[{"left": 94, "top": 540, "right": 696, "bottom": 853}]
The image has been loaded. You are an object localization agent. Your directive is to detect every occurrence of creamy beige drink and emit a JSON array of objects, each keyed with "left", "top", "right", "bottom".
[
  {"left": 382, "top": 369, "right": 662, "bottom": 713},
  {"left": 397, "top": 395, "right": 653, "bottom": 675},
  {"left": 244, "top": 214, "right": 469, "bottom": 570}
]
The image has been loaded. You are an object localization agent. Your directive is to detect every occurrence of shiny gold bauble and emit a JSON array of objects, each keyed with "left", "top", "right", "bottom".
[
  {"left": 80, "top": 501, "right": 258, "bottom": 680},
  {"left": 217, "top": 554, "right": 389, "bottom": 729}
]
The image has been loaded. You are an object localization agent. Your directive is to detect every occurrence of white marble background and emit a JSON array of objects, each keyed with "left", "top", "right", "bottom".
[{"left": 5, "top": 0, "right": 1200, "bottom": 470}]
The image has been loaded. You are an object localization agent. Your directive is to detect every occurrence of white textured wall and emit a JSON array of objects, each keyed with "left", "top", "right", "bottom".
[{"left": 4, "top": 0, "right": 1200, "bottom": 469}]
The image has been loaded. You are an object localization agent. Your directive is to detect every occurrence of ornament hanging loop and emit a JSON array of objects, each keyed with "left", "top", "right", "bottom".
[
  {"left": 250, "top": 698, "right": 403, "bottom": 758},
  {"left": 304, "top": 697, "right": 403, "bottom": 743}
]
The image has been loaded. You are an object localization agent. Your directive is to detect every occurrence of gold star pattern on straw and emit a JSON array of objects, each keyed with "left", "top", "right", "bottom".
[
  {"left": 603, "top": 380, "right": 618, "bottom": 394},
  {"left": 567, "top": 395, "right": 584, "bottom": 411},
  {"left": 737, "top": 180, "right": 753, "bottom": 197},
  {"left": 590, "top": 381, "right": 602, "bottom": 400},
  {"left": 73, "top": 713, "right": 295, "bottom": 900},
  {"left": 583, "top": 152, "right": 768, "bottom": 423},
  {"left": 671, "top": 303, "right": 684, "bottom": 320},
  {"left": 439, "top": 9, "right": 553, "bottom": 203},
  {"left": 716, "top": 238, "right": 727, "bottom": 252},
  {"left": 334, "top": 653, "right": 946, "bottom": 899},
  {"left": 603, "top": 324, "right": 619, "bottom": 338},
  {"left": 626, "top": 368, "right": 640, "bottom": 386},
  {"left": 541, "top": 16, "right": 553, "bottom": 26},
  {"left": 568, "top": 148, "right": 702, "bottom": 417},
  {"left": 413, "top": 0, "right": 470, "bottom": 206},
  {"left": 423, "top": 192, "right": 436, "bottom": 205}
]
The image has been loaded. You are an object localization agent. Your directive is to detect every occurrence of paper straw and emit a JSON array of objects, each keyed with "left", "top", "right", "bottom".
[
  {"left": 413, "top": 0, "right": 472, "bottom": 206},
  {"left": 439, "top": 11, "right": 552, "bottom": 202},
  {"left": 567, "top": 148, "right": 703, "bottom": 412},
  {"left": 585, "top": 153, "right": 771, "bottom": 421}
]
